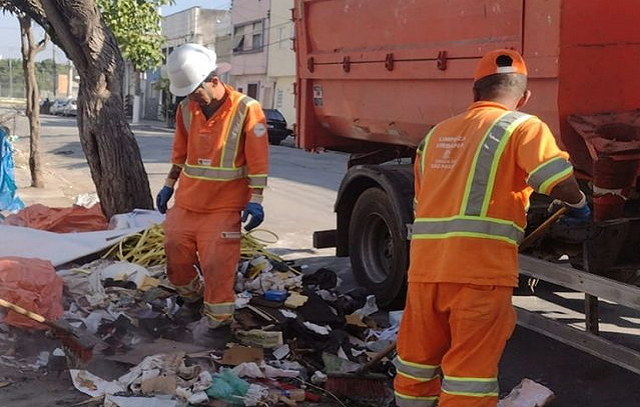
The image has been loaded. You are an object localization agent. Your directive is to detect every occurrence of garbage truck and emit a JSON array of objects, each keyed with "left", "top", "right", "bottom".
[{"left": 293, "top": 0, "right": 640, "bottom": 371}]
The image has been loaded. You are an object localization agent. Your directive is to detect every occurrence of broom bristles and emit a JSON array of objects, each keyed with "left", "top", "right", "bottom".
[{"left": 325, "top": 375, "right": 389, "bottom": 398}]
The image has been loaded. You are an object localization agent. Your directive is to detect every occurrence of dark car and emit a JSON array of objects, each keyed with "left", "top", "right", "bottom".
[{"left": 263, "top": 109, "right": 293, "bottom": 145}]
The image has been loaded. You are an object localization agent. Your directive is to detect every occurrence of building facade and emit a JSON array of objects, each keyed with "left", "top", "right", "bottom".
[
  {"left": 266, "top": 0, "right": 295, "bottom": 128},
  {"left": 143, "top": 6, "right": 232, "bottom": 121},
  {"left": 229, "top": 0, "right": 271, "bottom": 106}
]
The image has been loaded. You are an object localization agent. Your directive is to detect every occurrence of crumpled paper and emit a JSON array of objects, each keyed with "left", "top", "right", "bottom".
[{"left": 232, "top": 362, "right": 299, "bottom": 379}]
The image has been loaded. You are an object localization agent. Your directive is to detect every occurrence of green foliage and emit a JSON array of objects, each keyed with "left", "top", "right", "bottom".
[{"left": 97, "top": 0, "right": 173, "bottom": 72}]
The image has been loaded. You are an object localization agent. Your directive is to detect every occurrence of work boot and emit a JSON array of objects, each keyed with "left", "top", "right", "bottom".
[
  {"left": 172, "top": 298, "right": 203, "bottom": 324},
  {"left": 188, "top": 316, "right": 233, "bottom": 349}
]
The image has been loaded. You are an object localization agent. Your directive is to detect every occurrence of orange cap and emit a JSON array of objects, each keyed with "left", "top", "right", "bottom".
[{"left": 474, "top": 49, "right": 528, "bottom": 82}]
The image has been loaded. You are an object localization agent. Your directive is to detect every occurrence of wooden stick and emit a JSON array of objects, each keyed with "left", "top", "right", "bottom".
[{"left": 519, "top": 207, "right": 568, "bottom": 250}]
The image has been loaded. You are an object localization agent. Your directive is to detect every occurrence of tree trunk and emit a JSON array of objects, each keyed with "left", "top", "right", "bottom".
[
  {"left": 9, "top": 0, "right": 154, "bottom": 218},
  {"left": 19, "top": 15, "right": 44, "bottom": 188}
]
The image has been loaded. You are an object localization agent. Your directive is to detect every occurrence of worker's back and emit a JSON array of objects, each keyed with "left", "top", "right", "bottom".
[{"left": 411, "top": 102, "right": 570, "bottom": 287}]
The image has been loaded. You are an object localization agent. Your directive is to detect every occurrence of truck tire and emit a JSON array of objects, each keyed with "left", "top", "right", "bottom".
[{"left": 349, "top": 187, "right": 408, "bottom": 309}]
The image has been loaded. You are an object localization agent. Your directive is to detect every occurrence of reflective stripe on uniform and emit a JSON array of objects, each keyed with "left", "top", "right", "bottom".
[
  {"left": 527, "top": 157, "right": 573, "bottom": 194},
  {"left": 393, "top": 356, "right": 441, "bottom": 382},
  {"left": 441, "top": 376, "right": 499, "bottom": 397},
  {"left": 462, "top": 112, "right": 532, "bottom": 216},
  {"left": 181, "top": 99, "right": 191, "bottom": 130},
  {"left": 182, "top": 164, "right": 247, "bottom": 181},
  {"left": 418, "top": 126, "right": 437, "bottom": 179},
  {"left": 203, "top": 301, "right": 235, "bottom": 320},
  {"left": 394, "top": 391, "right": 438, "bottom": 407},
  {"left": 411, "top": 216, "right": 524, "bottom": 245},
  {"left": 221, "top": 96, "right": 256, "bottom": 168},
  {"left": 248, "top": 174, "right": 268, "bottom": 188},
  {"left": 172, "top": 276, "right": 203, "bottom": 300}
]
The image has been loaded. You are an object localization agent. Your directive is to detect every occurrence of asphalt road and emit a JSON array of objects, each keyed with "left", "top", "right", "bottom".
[{"left": 4, "top": 111, "right": 640, "bottom": 406}]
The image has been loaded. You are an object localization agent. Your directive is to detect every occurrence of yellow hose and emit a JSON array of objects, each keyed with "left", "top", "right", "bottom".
[{"left": 103, "top": 225, "right": 301, "bottom": 274}]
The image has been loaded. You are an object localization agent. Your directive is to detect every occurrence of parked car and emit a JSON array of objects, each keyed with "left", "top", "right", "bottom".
[
  {"left": 263, "top": 109, "right": 293, "bottom": 145},
  {"left": 49, "top": 99, "right": 69, "bottom": 115},
  {"left": 62, "top": 99, "right": 78, "bottom": 116}
]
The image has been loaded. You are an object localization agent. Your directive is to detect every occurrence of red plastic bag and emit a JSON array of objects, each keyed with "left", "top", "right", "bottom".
[
  {"left": 0, "top": 257, "right": 64, "bottom": 329},
  {"left": 3, "top": 203, "right": 108, "bottom": 233}
]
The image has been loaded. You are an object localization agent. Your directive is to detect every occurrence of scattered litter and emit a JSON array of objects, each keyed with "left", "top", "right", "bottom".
[
  {"left": 355, "top": 294, "right": 378, "bottom": 317},
  {"left": 0, "top": 257, "right": 63, "bottom": 329},
  {"left": 0, "top": 206, "right": 400, "bottom": 405},
  {"left": 2, "top": 203, "right": 108, "bottom": 233},
  {"left": 322, "top": 352, "right": 361, "bottom": 374},
  {"left": 206, "top": 369, "right": 250, "bottom": 406},
  {"left": 100, "top": 262, "right": 152, "bottom": 290},
  {"left": 236, "top": 329, "right": 283, "bottom": 349},
  {"left": 70, "top": 369, "right": 125, "bottom": 397},
  {"left": 74, "top": 193, "right": 100, "bottom": 208},
  {"left": 498, "top": 379, "right": 555, "bottom": 407},
  {"left": 220, "top": 346, "right": 264, "bottom": 366},
  {"left": 232, "top": 362, "right": 299, "bottom": 379},
  {"left": 311, "top": 371, "right": 328, "bottom": 385},
  {"left": 285, "top": 292, "right": 308, "bottom": 308},
  {"left": 303, "top": 321, "right": 331, "bottom": 336},
  {"left": 279, "top": 309, "right": 297, "bottom": 319},
  {"left": 104, "top": 395, "right": 177, "bottom": 407},
  {"left": 272, "top": 344, "right": 290, "bottom": 360}
]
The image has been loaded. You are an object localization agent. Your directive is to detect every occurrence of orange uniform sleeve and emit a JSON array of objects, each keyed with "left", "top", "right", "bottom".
[
  {"left": 242, "top": 102, "right": 269, "bottom": 190},
  {"left": 514, "top": 118, "right": 574, "bottom": 195},
  {"left": 171, "top": 101, "right": 190, "bottom": 167}
]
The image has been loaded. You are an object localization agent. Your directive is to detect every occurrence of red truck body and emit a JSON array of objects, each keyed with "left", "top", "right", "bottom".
[{"left": 295, "top": 0, "right": 640, "bottom": 188}]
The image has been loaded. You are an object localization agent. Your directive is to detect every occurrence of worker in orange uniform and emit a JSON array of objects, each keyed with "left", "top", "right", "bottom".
[
  {"left": 393, "top": 49, "right": 590, "bottom": 407},
  {"left": 157, "top": 43, "right": 269, "bottom": 344}
]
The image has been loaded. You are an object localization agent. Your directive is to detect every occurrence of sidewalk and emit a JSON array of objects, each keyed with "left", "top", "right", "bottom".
[{"left": 129, "top": 118, "right": 174, "bottom": 134}]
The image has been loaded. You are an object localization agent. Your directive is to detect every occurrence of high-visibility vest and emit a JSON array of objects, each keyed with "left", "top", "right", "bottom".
[
  {"left": 171, "top": 86, "right": 269, "bottom": 213},
  {"left": 409, "top": 104, "right": 573, "bottom": 286},
  {"left": 177, "top": 95, "right": 266, "bottom": 189}
]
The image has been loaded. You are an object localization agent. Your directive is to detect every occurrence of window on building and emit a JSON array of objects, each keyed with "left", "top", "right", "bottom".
[
  {"left": 252, "top": 21, "right": 263, "bottom": 51},
  {"left": 276, "top": 89, "right": 284, "bottom": 108},
  {"left": 252, "top": 33, "right": 263, "bottom": 49},
  {"left": 233, "top": 20, "right": 264, "bottom": 54},
  {"left": 233, "top": 25, "right": 245, "bottom": 53},
  {"left": 247, "top": 83, "right": 258, "bottom": 99}
]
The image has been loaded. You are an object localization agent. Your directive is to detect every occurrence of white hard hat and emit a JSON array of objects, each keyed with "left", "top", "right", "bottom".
[{"left": 166, "top": 43, "right": 231, "bottom": 97}]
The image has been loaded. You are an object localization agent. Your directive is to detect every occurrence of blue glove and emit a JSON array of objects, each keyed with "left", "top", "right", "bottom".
[
  {"left": 242, "top": 202, "right": 264, "bottom": 231},
  {"left": 156, "top": 186, "right": 174, "bottom": 214},
  {"left": 561, "top": 204, "right": 591, "bottom": 225}
]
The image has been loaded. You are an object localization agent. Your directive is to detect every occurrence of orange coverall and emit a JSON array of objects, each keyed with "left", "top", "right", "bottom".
[
  {"left": 394, "top": 102, "right": 574, "bottom": 407},
  {"left": 164, "top": 84, "right": 269, "bottom": 328}
]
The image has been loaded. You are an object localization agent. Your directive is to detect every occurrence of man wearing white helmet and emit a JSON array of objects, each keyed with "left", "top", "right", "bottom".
[{"left": 158, "top": 43, "right": 269, "bottom": 343}]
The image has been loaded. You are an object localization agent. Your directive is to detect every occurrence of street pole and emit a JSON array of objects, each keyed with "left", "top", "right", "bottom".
[
  {"left": 9, "top": 58, "right": 12, "bottom": 98},
  {"left": 52, "top": 46, "right": 57, "bottom": 98}
]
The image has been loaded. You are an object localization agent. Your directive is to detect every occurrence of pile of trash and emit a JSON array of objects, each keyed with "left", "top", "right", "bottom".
[
  {"left": 0, "top": 203, "right": 400, "bottom": 406},
  {"left": 0, "top": 203, "right": 556, "bottom": 407}
]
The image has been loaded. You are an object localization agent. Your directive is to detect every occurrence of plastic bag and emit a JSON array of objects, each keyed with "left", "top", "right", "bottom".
[
  {"left": 3, "top": 203, "right": 108, "bottom": 232},
  {"left": 0, "top": 127, "right": 25, "bottom": 212},
  {"left": 206, "top": 369, "right": 250, "bottom": 406},
  {"left": 0, "top": 257, "right": 64, "bottom": 329}
]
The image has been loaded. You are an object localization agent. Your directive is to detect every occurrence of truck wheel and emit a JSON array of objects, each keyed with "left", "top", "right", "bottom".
[{"left": 349, "top": 188, "right": 407, "bottom": 309}]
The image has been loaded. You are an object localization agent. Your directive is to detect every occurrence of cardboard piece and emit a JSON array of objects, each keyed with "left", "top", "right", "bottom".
[
  {"left": 345, "top": 313, "right": 367, "bottom": 328},
  {"left": 284, "top": 293, "right": 308, "bottom": 308},
  {"left": 105, "top": 338, "right": 207, "bottom": 365},
  {"left": 219, "top": 346, "right": 265, "bottom": 366},
  {"left": 140, "top": 374, "right": 177, "bottom": 395}
]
